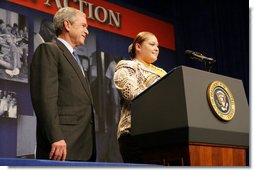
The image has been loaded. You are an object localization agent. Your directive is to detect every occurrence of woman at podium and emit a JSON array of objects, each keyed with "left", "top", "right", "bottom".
[{"left": 114, "top": 31, "right": 167, "bottom": 163}]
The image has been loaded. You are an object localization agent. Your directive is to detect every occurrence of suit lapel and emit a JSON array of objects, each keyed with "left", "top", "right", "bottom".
[{"left": 56, "top": 40, "right": 93, "bottom": 104}]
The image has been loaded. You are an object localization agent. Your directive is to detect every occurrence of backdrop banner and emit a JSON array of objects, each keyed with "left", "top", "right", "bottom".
[{"left": 7, "top": 0, "right": 175, "bottom": 50}]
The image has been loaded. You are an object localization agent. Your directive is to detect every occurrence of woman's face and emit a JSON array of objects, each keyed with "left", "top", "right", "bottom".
[{"left": 136, "top": 35, "right": 159, "bottom": 64}]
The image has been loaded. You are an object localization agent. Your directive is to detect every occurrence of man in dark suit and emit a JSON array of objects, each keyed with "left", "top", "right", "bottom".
[{"left": 30, "top": 7, "right": 96, "bottom": 161}]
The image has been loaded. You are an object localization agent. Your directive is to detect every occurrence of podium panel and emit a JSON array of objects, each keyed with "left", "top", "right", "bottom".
[{"left": 131, "top": 66, "right": 249, "bottom": 166}]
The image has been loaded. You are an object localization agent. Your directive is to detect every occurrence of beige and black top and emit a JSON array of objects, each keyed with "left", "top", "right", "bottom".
[{"left": 113, "top": 59, "right": 167, "bottom": 138}]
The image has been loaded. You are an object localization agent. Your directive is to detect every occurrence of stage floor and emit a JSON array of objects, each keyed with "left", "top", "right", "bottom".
[{"left": 0, "top": 158, "right": 155, "bottom": 167}]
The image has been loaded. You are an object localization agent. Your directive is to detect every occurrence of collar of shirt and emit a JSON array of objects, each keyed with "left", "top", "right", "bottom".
[
  {"left": 57, "top": 37, "right": 74, "bottom": 54},
  {"left": 133, "top": 58, "right": 166, "bottom": 77}
]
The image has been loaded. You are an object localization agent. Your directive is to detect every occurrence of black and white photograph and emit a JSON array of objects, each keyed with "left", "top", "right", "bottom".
[
  {"left": 0, "top": 8, "right": 28, "bottom": 83},
  {"left": 0, "top": 89, "right": 17, "bottom": 119},
  {"left": 33, "top": 18, "right": 56, "bottom": 51}
]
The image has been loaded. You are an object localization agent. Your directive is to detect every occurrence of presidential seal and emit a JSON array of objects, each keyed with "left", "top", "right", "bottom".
[{"left": 207, "top": 81, "right": 235, "bottom": 121}]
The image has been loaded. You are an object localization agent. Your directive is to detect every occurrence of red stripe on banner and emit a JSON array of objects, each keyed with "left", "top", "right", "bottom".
[{"left": 7, "top": 0, "right": 175, "bottom": 50}]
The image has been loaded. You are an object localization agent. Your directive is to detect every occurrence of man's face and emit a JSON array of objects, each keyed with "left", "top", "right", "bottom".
[
  {"left": 68, "top": 13, "right": 89, "bottom": 48},
  {"left": 6, "top": 35, "right": 12, "bottom": 44}
]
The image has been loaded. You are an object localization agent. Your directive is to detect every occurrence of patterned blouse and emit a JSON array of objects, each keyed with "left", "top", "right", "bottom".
[{"left": 114, "top": 59, "right": 167, "bottom": 138}]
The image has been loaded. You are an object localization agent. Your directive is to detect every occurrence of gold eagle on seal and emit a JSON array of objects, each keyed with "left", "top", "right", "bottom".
[{"left": 207, "top": 81, "right": 235, "bottom": 121}]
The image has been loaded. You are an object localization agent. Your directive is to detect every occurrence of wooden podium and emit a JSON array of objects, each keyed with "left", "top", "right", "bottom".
[{"left": 131, "top": 66, "right": 249, "bottom": 166}]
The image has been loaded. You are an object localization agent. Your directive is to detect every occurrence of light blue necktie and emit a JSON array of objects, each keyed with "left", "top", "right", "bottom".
[{"left": 73, "top": 51, "right": 85, "bottom": 76}]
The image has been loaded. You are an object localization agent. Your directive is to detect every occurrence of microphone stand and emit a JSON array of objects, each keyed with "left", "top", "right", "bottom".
[
  {"left": 185, "top": 50, "right": 216, "bottom": 72},
  {"left": 204, "top": 60, "right": 215, "bottom": 72}
]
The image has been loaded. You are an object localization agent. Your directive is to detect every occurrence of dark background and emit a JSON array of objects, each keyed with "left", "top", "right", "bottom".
[{"left": 111, "top": 0, "right": 249, "bottom": 101}]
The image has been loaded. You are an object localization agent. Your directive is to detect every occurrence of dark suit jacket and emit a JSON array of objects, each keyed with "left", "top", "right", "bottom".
[{"left": 30, "top": 39, "right": 96, "bottom": 161}]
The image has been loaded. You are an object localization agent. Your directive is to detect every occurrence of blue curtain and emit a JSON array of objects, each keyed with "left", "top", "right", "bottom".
[
  {"left": 114, "top": 0, "right": 249, "bottom": 100},
  {"left": 172, "top": 0, "right": 249, "bottom": 101}
]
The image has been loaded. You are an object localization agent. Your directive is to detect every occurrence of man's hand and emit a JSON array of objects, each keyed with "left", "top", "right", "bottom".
[{"left": 49, "top": 139, "right": 67, "bottom": 161}]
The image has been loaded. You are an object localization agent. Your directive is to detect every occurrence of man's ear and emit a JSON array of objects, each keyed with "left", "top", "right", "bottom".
[{"left": 63, "top": 20, "right": 71, "bottom": 32}]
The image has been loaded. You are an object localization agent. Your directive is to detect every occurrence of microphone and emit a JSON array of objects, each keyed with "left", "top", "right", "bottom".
[{"left": 185, "top": 50, "right": 216, "bottom": 63}]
